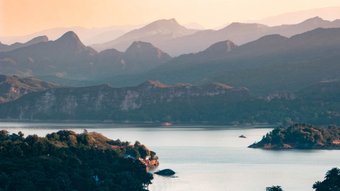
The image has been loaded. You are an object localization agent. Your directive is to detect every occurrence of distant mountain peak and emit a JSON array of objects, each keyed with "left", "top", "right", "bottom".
[
  {"left": 27, "top": 35, "right": 49, "bottom": 44},
  {"left": 157, "top": 18, "right": 177, "bottom": 23},
  {"left": 92, "top": 18, "right": 197, "bottom": 52},
  {"left": 125, "top": 41, "right": 156, "bottom": 53},
  {"left": 204, "top": 40, "right": 237, "bottom": 55},
  {"left": 128, "top": 41, "right": 153, "bottom": 48},
  {"left": 125, "top": 41, "right": 171, "bottom": 60},
  {"left": 54, "top": 31, "right": 90, "bottom": 52},
  {"left": 0, "top": 35, "right": 50, "bottom": 52},
  {"left": 255, "top": 34, "right": 288, "bottom": 43},
  {"left": 55, "top": 31, "right": 82, "bottom": 44},
  {"left": 145, "top": 18, "right": 181, "bottom": 28},
  {"left": 299, "top": 16, "right": 327, "bottom": 25},
  {"left": 226, "top": 22, "right": 268, "bottom": 30},
  {"left": 122, "top": 41, "right": 171, "bottom": 70},
  {"left": 98, "top": 48, "right": 122, "bottom": 56},
  {"left": 303, "top": 16, "right": 325, "bottom": 22}
]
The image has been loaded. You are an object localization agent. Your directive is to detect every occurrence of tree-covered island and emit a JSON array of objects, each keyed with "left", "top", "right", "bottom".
[{"left": 249, "top": 124, "right": 340, "bottom": 150}]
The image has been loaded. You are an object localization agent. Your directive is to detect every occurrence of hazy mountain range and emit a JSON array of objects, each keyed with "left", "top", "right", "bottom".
[
  {"left": 92, "top": 19, "right": 198, "bottom": 54},
  {"left": 93, "top": 17, "right": 340, "bottom": 56},
  {"left": 105, "top": 27, "right": 340, "bottom": 95},
  {"left": 257, "top": 6, "right": 340, "bottom": 26},
  {"left": 0, "top": 25, "right": 136, "bottom": 45},
  {"left": 0, "top": 31, "right": 170, "bottom": 81},
  {"left": 0, "top": 36, "right": 48, "bottom": 52},
  {"left": 1, "top": 24, "right": 340, "bottom": 94},
  {"left": 3, "top": 13, "right": 340, "bottom": 56},
  {"left": 1, "top": 15, "right": 340, "bottom": 123}
]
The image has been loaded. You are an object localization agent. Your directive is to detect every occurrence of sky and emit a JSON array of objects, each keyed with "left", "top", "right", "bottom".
[{"left": 1, "top": 0, "right": 340, "bottom": 36}]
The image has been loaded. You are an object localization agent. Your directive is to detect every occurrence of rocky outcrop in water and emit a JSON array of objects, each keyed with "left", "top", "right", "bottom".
[{"left": 155, "top": 169, "right": 176, "bottom": 177}]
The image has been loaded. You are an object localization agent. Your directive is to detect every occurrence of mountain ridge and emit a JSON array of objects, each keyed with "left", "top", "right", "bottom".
[
  {"left": 0, "top": 79, "right": 339, "bottom": 124},
  {"left": 93, "top": 18, "right": 197, "bottom": 53},
  {"left": 0, "top": 74, "right": 59, "bottom": 103},
  {"left": 112, "top": 27, "right": 340, "bottom": 94},
  {"left": 94, "top": 17, "right": 340, "bottom": 55},
  {"left": 0, "top": 31, "right": 171, "bottom": 80},
  {"left": 0, "top": 36, "right": 49, "bottom": 52}
]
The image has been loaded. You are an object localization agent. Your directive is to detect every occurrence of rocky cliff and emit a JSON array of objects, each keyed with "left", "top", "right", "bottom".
[{"left": 0, "top": 81, "right": 249, "bottom": 121}]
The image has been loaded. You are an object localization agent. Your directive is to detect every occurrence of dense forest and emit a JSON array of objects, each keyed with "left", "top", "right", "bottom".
[
  {"left": 0, "top": 130, "right": 158, "bottom": 191},
  {"left": 249, "top": 124, "right": 340, "bottom": 149}
]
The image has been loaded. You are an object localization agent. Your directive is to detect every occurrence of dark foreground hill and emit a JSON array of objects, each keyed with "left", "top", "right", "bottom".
[{"left": 0, "top": 130, "right": 158, "bottom": 191}]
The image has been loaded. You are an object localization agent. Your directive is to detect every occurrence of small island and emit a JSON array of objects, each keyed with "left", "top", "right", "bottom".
[
  {"left": 249, "top": 124, "right": 340, "bottom": 149},
  {"left": 0, "top": 130, "right": 158, "bottom": 191}
]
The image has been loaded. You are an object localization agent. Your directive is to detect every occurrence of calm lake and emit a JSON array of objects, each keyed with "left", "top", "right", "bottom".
[{"left": 0, "top": 122, "right": 339, "bottom": 191}]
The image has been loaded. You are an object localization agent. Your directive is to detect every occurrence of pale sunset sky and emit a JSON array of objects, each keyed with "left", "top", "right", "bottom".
[{"left": 1, "top": 0, "right": 340, "bottom": 36}]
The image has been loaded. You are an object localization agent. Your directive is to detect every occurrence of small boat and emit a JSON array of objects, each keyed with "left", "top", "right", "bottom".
[{"left": 239, "top": 135, "right": 247, "bottom": 138}]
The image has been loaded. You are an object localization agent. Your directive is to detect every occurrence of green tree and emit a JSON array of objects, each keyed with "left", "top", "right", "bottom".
[{"left": 313, "top": 168, "right": 340, "bottom": 191}]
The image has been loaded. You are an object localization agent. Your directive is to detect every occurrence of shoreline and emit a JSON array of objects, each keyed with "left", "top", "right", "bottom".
[{"left": 0, "top": 120, "right": 278, "bottom": 128}]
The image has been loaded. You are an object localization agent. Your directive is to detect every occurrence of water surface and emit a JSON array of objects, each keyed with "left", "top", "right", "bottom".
[{"left": 0, "top": 122, "right": 339, "bottom": 191}]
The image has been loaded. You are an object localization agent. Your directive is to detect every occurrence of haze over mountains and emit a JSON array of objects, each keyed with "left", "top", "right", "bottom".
[
  {"left": 0, "top": 36, "right": 49, "bottom": 52},
  {"left": 92, "top": 19, "right": 198, "bottom": 53},
  {"left": 257, "top": 6, "right": 340, "bottom": 26},
  {"left": 106, "top": 27, "right": 340, "bottom": 95},
  {"left": 0, "top": 31, "right": 170, "bottom": 82},
  {"left": 92, "top": 17, "right": 340, "bottom": 56},
  {"left": 1, "top": 15, "right": 340, "bottom": 123},
  {"left": 0, "top": 25, "right": 136, "bottom": 45},
  {"left": 3, "top": 14, "right": 340, "bottom": 56},
  {"left": 1, "top": 17, "right": 340, "bottom": 90},
  {"left": 1, "top": 19, "right": 340, "bottom": 93}
]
